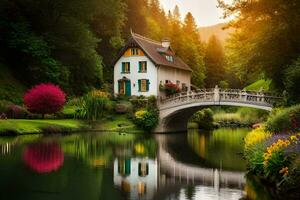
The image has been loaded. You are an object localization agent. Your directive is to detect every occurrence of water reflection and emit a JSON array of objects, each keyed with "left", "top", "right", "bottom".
[
  {"left": 23, "top": 142, "right": 64, "bottom": 173},
  {"left": 0, "top": 129, "right": 274, "bottom": 200},
  {"left": 114, "top": 158, "right": 158, "bottom": 200}
]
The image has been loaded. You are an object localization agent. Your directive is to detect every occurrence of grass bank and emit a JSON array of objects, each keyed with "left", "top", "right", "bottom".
[
  {"left": 0, "top": 114, "right": 143, "bottom": 135},
  {"left": 0, "top": 119, "right": 86, "bottom": 135}
]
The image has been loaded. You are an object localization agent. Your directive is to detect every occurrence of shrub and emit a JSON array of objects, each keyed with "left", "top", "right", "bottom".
[
  {"left": 75, "top": 90, "right": 110, "bottom": 121},
  {"left": 244, "top": 127, "right": 272, "bottom": 149},
  {"left": 24, "top": 83, "right": 66, "bottom": 117},
  {"left": 0, "top": 100, "right": 12, "bottom": 113},
  {"left": 6, "top": 104, "right": 28, "bottom": 119},
  {"left": 190, "top": 108, "right": 214, "bottom": 130},
  {"left": 134, "top": 109, "right": 159, "bottom": 131},
  {"left": 115, "top": 103, "right": 131, "bottom": 114},
  {"left": 219, "top": 80, "right": 229, "bottom": 89},
  {"left": 164, "top": 82, "right": 180, "bottom": 96},
  {"left": 266, "top": 105, "right": 300, "bottom": 133},
  {"left": 130, "top": 95, "right": 158, "bottom": 111}
]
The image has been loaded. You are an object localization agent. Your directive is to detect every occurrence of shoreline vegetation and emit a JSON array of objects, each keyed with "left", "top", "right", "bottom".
[{"left": 0, "top": 115, "right": 144, "bottom": 135}]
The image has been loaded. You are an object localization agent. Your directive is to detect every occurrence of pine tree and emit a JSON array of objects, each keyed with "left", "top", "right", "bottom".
[{"left": 204, "top": 35, "right": 225, "bottom": 87}]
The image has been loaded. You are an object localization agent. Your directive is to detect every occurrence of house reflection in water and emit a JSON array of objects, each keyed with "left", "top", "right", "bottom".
[{"left": 113, "top": 158, "right": 158, "bottom": 199}]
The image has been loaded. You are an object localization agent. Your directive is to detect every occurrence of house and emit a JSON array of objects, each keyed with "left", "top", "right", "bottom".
[{"left": 113, "top": 32, "right": 192, "bottom": 97}]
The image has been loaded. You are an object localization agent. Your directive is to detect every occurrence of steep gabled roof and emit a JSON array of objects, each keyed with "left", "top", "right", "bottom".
[{"left": 114, "top": 32, "right": 192, "bottom": 72}]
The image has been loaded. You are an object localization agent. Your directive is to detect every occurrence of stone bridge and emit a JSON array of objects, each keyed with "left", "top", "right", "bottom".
[{"left": 155, "top": 86, "right": 282, "bottom": 133}]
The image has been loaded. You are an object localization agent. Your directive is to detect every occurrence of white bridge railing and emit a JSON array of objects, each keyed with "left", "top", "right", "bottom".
[{"left": 159, "top": 86, "right": 282, "bottom": 110}]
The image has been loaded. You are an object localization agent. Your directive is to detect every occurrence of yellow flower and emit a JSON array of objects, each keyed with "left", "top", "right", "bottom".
[
  {"left": 244, "top": 127, "right": 272, "bottom": 149},
  {"left": 263, "top": 138, "right": 291, "bottom": 167},
  {"left": 135, "top": 110, "right": 147, "bottom": 119}
]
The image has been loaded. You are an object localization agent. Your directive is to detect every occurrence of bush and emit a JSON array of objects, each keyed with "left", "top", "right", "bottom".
[
  {"left": 244, "top": 127, "right": 272, "bottom": 149},
  {"left": 190, "top": 108, "right": 214, "bottom": 130},
  {"left": 0, "top": 100, "right": 12, "bottom": 113},
  {"left": 24, "top": 83, "right": 66, "bottom": 117},
  {"left": 266, "top": 105, "right": 300, "bottom": 133},
  {"left": 75, "top": 90, "right": 110, "bottom": 121},
  {"left": 164, "top": 82, "right": 180, "bottom": 96},
  {"left": 115, "top": 103, "right": 131, "bottom": 114},
  {"left": 6, "top": 104, "right": 28, "bottom": 119},
  {"left": 134, "top": 109, "right": 159, "bottom": 131},
  {"left": 130, "top": 95, "right": 158, "bottom": 111}
]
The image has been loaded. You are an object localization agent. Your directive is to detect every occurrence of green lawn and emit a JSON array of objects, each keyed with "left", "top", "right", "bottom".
[
  {"left": 0, "top": 119, "right": 86, "bottom": 135},
  {"left": 244, "top": 79, "right": 272, "bottom": 91},
  {"left": 93, "top": 115, "right": 143, "bottom": 133}
]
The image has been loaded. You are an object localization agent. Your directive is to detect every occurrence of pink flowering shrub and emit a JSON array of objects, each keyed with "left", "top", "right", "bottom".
[{"left": 24, "top": 83, "right": 66, "bottom": 115}]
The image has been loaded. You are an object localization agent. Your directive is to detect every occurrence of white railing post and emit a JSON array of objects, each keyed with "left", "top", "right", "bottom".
[{"left": 214, "top": 85, "right": 220, "bottom": 102}]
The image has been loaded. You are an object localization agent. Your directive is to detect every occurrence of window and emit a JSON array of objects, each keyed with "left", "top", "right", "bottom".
[
  {"left": 139, "top": 61, "right": 147, "bottom": 73},
  {"left": 131, "top": 48, "right": 139, "bottom": 55},
  {"left": 138, "top": 162, "right": 149, "bottom": 177},
  {"left": 165, "top": 55, "right": 173, "bottom": 62},
  {"left": 138, "top": 79, "right": 149, "bottom": 92},
  {"left": 121, "top": 62, "right": 130, "bottom": 73}
]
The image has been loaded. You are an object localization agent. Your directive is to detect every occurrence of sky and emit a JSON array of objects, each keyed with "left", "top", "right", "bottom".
[{"left": 159, "top": 0, "right": 232, "bottom": 27}]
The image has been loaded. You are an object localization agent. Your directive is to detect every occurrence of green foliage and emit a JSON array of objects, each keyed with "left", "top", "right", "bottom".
[
  {"left": 219, "top": 0, "right": 300, "bottom": 90},
  {"left": 264, "top": 150, "right": 290, "bottom": 179},
  {"left": 266, "top": 105, "right": 300, "bottom": 133},
  {"left": 204, "top": 35, "right": 225, "bottom": 87},
  {"left": 134, "top": 109, "right": 159, "bottom": 131},
  {"left": 245, "top": 79, "right": 272, "bottom": 91},
  {"left": 0, "top": 0, "right": 127, "bottom": 95},
  {"left": 0, "top": 63, "right": 26, "bottom": 104},
  {"left": 190, "top": 108, "right": 214, "bottom": 130},
  {"left": 284, "top": 57, "right": 300, "bottom": 104},
  {"left": 219, "top": 80, "right": 229, "bottom": 89},
  {"left": 75, "top": 91, "right": 110, "bottom": 121}
]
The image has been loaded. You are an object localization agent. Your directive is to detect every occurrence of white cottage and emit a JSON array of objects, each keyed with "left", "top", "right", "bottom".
[{"left": 113, "top": 32, "right": 192, "bottom": 97}]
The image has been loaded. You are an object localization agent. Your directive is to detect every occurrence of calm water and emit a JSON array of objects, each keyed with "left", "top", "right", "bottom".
[{"left": 0, "top": 129, "right": 271, "bottom": 200}]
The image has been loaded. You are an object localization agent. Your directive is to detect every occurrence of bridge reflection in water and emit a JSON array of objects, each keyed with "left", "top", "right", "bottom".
[{"left": 113, "top": 133, "right": 245, "bottom": 200}]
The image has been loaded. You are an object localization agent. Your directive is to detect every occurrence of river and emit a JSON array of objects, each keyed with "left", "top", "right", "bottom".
[{"left": 0, "top": 128, "right": 272, "bottom": 200}]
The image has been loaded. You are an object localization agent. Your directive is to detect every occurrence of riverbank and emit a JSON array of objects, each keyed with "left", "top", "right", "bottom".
[
  {"left": 0, "top": 115, "right": 143, "bottom": 135},
  {"left": 243, "top": 105, "right": 300, "bottom": 199}
]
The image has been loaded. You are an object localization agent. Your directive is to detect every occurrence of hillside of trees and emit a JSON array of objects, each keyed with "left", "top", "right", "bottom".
[
  {"left": 0, "top": 0, "right": 227, "bottom": 97},
  {"left": 1, "top": 0, "right": 299, "bottom": 104},
  {"left": 199, "top": 23, "right": 233, "bottom": 44}
]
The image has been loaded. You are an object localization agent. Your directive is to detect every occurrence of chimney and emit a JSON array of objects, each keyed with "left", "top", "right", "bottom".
[{"left": 161, "top": 38, "right": 170, "bottom": 48}]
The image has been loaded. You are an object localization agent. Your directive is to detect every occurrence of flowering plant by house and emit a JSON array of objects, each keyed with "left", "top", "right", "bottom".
[{"left": 163, "top": 82, "right": 181, "bottom": 96}]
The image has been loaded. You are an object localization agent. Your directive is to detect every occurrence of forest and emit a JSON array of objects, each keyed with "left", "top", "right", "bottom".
[{"left": 0, "top": 0, "right": 300, "bottom": 105}]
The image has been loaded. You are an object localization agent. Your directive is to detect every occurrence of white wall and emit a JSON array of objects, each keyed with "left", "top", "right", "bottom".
[
  {"left": 114, "top": 56, "right": 158, "bottom": 96},
  {"left": 157, "top": 66, "right": 191, "bottom": 96}
]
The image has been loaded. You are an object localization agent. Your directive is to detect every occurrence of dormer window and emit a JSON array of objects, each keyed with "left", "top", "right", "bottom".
[
  {"left": 166, "top": 55, "right": 174, "bottom": 62},
  {"left": 131, "top": 48, "right": 139, "bottom": 56}
]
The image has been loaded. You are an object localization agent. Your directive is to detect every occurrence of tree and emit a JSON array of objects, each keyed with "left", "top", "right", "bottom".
[
  {"left": 204, "top": 35, "right": 225, "bottom": 87},
  {"left": 24, "top": 83, "right": 66, "bottom": 117},
  {"left": 182, "top": 12, "right": 205, "bottom": 88},
  {"left": 284, "top": 57, "right": 300, "bottom": 104},
  {"left": 218, "top": 0, "right": 300, "bottom": 91}
]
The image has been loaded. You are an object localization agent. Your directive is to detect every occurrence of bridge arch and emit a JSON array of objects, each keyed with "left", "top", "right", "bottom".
[{"left": 155, "top": 87, "right": 281, "bottom": 133}]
